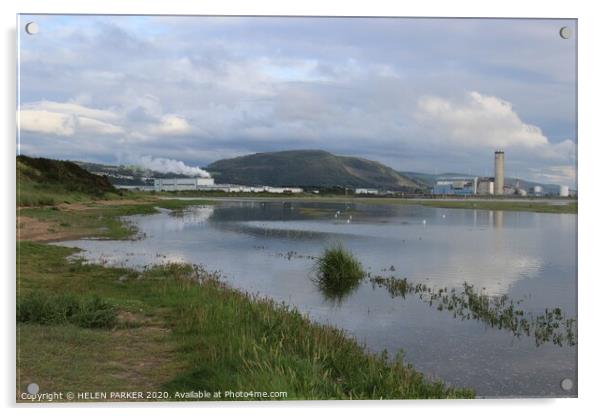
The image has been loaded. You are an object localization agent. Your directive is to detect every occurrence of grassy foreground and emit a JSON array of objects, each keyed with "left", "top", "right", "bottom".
[{"left": 17, "top": 242, "right": 474, "bottom": 401}]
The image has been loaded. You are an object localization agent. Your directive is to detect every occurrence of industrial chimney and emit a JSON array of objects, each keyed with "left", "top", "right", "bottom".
[{"left": 494, "top": 150, "right": 505, "bottom": 195}]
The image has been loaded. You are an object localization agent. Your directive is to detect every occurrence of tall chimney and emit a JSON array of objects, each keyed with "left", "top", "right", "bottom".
[{"left": 494, "top": 150, "right": 504, "bottom": 196}]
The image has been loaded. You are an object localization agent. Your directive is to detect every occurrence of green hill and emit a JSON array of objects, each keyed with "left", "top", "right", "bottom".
[
  {"left": 17, "top": 155, "right": 118, "bottom": 206},
  {"left": 207, "top": 150, "right": 421, "bottom": 190}
]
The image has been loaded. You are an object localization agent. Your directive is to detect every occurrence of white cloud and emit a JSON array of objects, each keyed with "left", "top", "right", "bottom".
[
  {"left": 415, "top": 91, "right": 549, "bottom": 149},
  {"left": 149, "top": 114, "right": 192, "bottom": 136},
  {"left": 19, "top": 110, "right": 75, "bottom": 136},
  {"left": 19, "top": 99, "right": 194, "bottom": 140},
  {"left": 26, "top": 100, "right": 120, "bottom": 122},
  {"left": 411, "top": 91, "right": 577, "bottom": 186},
  {"left": 19, "top": 100, "right": 123, "bottom": 136},
  {"left": 529, "top": 165, "right": 576, "bottom": 186}
]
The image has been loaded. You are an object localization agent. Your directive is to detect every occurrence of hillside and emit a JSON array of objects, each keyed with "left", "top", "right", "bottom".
[
  {"left": 17, "top": 155, "right": 118, "bottom": 206},
  {"left": 207, "top": 150, "right": 422, "bottom": 190}
]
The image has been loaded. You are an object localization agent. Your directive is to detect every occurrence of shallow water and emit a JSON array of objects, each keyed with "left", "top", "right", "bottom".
[{"left": 56, "top": 200, "right": 577, "bottom": 398}]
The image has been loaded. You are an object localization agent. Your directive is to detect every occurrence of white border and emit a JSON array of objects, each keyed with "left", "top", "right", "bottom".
[{"left": 2, "top": 1, "right": 600, "bottom": 415}]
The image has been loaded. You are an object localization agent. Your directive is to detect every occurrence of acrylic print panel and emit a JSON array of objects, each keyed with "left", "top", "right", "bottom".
[{"left": 16, "top": 15, "right": 577, "bottom": 402}]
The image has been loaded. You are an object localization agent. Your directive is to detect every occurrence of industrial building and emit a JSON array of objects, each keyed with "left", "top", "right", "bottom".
[
  {"left": 153, "top": 177, "right": 215, "bottom": 191},
  {"left": 433, "top": 177, "right": 478, "bottom": 195},
  {"left": 559, "top": 185, "right": 570, "bottom": 197},
  {"left": 477, "top": 178, "right": 495, "bottom": 195},
  {"left": 153, "top": 176, "right": 303, "bottom": 194},
  {"left": 355, "top": 188, "right": 379, "bottom": 195},
  {"left": 530, "top": 185, "right": 544, "bottom": 197}
]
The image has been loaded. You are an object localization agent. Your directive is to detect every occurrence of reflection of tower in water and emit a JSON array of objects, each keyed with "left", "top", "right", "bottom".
[
  {"left": 494, "top": 210, "right": 504, "bottom": 228},
  {"left": 488, "top": 210, "right": 504, "bottom": 228}
]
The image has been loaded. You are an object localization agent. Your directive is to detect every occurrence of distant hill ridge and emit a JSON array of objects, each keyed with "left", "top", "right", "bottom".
[{"left": 207, "top": 150, "right": 422, "bottom": 190}]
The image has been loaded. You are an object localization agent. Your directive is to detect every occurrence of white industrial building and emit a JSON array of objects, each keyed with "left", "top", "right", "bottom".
[
  {"left": 355, "top": 188, "right": 379, "bottom": 195},
  {"left": 153, "top": 177, "right": 303, "bottom": 194},
  {"left": 154, "top": 177, "right": 215, "bottom": 192},
  {"left": 477, "top": 178, "right": 495, "bottom": 195}
]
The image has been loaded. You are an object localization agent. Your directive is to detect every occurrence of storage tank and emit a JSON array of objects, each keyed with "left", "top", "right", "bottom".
[
  {"left": 494, "top": 150, "right": 504, "bottom": 196},
  {"left": 559, "top": 185, "right": 569, "bottom": 197}
]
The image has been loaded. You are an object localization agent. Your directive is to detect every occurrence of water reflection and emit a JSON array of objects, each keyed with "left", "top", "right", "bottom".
[
  {"left": 369, "top": 276, "right": 576, "bottom": 347},
  {"left": 55, "top": 200, "right": 577, "bottom": 397}
]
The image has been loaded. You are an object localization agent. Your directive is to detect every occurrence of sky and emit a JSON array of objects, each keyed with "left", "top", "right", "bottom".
[{"left": 18, "top": 15, "right": 577, "bottom": 187}]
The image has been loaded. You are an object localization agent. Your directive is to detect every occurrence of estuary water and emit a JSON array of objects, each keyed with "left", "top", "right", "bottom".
[{"left": 56, "top": 200, "right": 577, "bottom": 398}]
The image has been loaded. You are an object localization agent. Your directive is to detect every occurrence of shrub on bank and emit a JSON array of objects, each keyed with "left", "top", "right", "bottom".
[{"left": 17, "top": 292, "right": 117, "bottom": 329}]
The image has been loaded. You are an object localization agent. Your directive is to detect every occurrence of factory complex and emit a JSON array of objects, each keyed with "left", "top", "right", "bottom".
[
  {"left": 432, "top": 150, "right": 571, "bottom": 197},
  {"left": 152, "top": 177, "right": 303, "bottom": 194}
]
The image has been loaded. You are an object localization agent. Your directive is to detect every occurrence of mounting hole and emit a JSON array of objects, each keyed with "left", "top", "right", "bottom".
[
  {"left": 559, "top": 26, "right": 572, "bottom": 40},
  {"left": 560, "top": 378, "right": 574, "bottom": 391},
  {"left": 27, "top": 383, "right": 39, "bottom": 394},
  {"left": 25, "top": 22, "right": 39, "bottom": 35}
]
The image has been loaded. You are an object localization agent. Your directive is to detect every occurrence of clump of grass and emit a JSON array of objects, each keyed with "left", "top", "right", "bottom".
[
  {"left": 17, "top": 292, "right": 117, "bottom": 329},
  {"left": 74, "top": 296, "right": 118, "bottom": 328},
  {"left": 313, "top": 244, "right": 365, "bottom": 300}
]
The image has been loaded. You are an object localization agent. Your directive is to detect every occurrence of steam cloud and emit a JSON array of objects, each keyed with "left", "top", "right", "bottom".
[{"left": 130, "top": 155, "right": 211, "bottom": 177}]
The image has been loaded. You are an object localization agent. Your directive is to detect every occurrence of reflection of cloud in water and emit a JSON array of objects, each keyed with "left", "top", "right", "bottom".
[
  {"left": 418, "top": 250, "right": 541, "bottom": 296},
  {"left": 65, "top": 245, "right": 190, "bottom": 269},
  {"left": 213, "top": 221, "right": 350, "bottom": 241},
  {"left": 139, "top": 206, "right": 215, "bottom": 234}
]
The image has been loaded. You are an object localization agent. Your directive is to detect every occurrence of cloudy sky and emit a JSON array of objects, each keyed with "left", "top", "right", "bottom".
[{"left": 18, "top": 15, "right": 576, "bottom": 186}]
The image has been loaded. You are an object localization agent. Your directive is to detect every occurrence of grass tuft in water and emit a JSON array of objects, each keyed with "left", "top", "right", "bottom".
[{"left": 313, "top": 244, "right": 365, "bottom": 301}]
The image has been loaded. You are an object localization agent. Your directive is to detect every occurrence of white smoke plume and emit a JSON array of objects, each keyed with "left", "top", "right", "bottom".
[{"left": 130, "top": 155, "right": 211, "bottom": 177}]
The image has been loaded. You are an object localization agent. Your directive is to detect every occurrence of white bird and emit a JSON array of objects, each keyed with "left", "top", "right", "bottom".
[
  {"left": 422, "top": 219, "right": 427, "bottom": 225},
  {"left": 347, "top": 218, "right": 351, "bottom": 224},
  {"left": 442, "top": 214, "right": 446, "bottom": 219}
]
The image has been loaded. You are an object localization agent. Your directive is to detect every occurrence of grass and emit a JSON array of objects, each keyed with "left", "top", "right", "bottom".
[
  {"left": 313, "top": 244, "right": 365, "bottom": 301},
  {"left": 17, "top": 292, "right": 117, "bottom": 328},
  {"left": 17, "top": 242, "right": 474, "bottom": 400}
]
